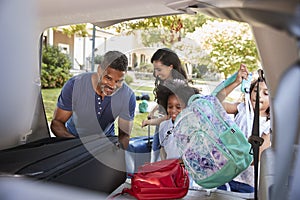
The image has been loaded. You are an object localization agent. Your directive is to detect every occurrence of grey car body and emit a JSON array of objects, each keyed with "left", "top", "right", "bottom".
[{"left": 0, "top": 0, "right": 299, "bottom": 199}]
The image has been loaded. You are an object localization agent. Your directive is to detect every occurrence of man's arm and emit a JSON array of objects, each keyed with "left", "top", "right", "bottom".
[
  {"left": 118, "top": 117, "right": 133, "bottom": 149},
  {"left": 50, "top": 107, "right": 74, "bottom": 138}
]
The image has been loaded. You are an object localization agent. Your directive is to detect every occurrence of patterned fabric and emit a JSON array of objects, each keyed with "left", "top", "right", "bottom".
[
  {"left": 172, "top": 94, "right": 252, "bottom": 189},
  {"left": 235, "top": 102, "right": 270, "bottom": 138},
  {"left": 234, "top": 102, "right": 270, "bottom": 187},
  {"left": 158, "top": 119, "right": 181, "bottom": 159}
]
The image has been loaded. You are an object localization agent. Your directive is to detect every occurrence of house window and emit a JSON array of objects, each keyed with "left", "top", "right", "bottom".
[{"left": 58, "top": 43, "right": 70, "bottom": 55}]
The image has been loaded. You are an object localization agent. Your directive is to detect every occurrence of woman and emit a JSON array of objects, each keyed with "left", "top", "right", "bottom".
[{"left": 141, "top": 48, "right": 190, "bottom": 162}]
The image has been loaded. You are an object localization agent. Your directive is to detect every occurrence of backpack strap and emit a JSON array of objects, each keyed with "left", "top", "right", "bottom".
[
  {"left": 243, "top": 73, "right": 253, "bottom": 138},
  {"left": 248, "top": 69, "right": 265, "bottom": 200},
  {"left": 187, "top": 94, "right": 202, "bottom": 105},
  {"left": 211, "top": 72, "right": 237, "bottom": 96}
]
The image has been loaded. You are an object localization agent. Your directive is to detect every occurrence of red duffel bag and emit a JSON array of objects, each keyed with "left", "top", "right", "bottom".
[{"left": 121, "top": 158, "right": 189, "bottom": 200}]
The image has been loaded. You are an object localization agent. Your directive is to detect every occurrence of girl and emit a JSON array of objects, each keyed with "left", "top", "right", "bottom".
[
  {"left": 216, "top": 64, "right": 271, "bottom": 192},
  {"left": 155, "top": 80, "right": 199, "bottom": 160}
]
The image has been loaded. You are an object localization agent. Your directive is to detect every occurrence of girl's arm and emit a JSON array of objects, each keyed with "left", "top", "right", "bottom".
[
  {"left": 216, "top": 64, "right": 249, "bottom": 114},
  {"left": 160, "top": 147, "right": 167, "bottom": 160},
  {"left": 148, "top": 104, "right": 159, "bottom": 119},
  {"left": 141, "top": 115, "right": 168, "bottom": 127},
  {"left": 259, "top": 133, "right": 271, "bottom": 160}
]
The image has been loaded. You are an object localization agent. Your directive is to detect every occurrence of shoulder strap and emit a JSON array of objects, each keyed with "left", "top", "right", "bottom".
[
  {"left": 211, "top": 72, "right": 237, "bottom": 96},
  {"left": 248, "top": 69, "right": 264, "bottom": 200},
  {"left": 243, "top": 73, "right": 253, "bottom": 138},
  {"left": 187, "top": 94, "right": 202, "bottom": 105}
]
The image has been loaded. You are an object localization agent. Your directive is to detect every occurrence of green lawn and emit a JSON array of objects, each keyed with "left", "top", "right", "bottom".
[
  {"left": 42, "top": 84, "right": 156, "bottom": 138},
  {"left": 42, "top": 88, "right": 61, "bottom": 121}
]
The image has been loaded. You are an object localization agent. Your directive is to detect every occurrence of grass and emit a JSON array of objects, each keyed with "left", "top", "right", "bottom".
[
  {"left": 130, "top": 85, "right": 154, "bottom": 91},
  {"left": 42, "top": 83, "right": 156, "bottom": 138},
  {"left": 42, "top": 88, "right": 61, "bottom": 122}
]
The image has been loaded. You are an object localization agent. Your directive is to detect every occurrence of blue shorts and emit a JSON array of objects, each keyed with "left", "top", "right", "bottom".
[{"left": 217, "top": 180, "right": 254, "bottom": 193}]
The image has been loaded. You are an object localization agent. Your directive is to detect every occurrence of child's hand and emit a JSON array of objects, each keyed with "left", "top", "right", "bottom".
[
  {"left": 236, "top": 64, "right": 249, "bottom": 84},
  {"left": 141, "top": 119, "right": 149, "bottom": 127}
]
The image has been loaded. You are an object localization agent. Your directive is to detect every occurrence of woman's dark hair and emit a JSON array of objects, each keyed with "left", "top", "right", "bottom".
[
  {"left": 156, "top": 80, "right": 199, "bottom": 113},
  {"left": 151, "top": 48, "right": 189, "bottom": 102},
  {"left": 151, "top": 48, "right": 188, "bottom": 80},
  {"left": 250, "top": 73, "right": 270, "bottom": 121}
]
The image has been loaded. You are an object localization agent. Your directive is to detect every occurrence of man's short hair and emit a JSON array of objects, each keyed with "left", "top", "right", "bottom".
[{"left": 100, "top": 51, "right": 128, "bottom": 71}]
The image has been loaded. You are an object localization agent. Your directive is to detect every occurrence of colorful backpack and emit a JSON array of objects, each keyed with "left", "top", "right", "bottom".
[{"left": 172, "top": 94, "right": 252, "bottom": 189}]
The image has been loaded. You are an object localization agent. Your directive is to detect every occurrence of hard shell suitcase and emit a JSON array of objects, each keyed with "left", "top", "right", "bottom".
[
  {"left": 0, "top": 135, "right": 126, "bottom": 194},
  {"left": 126, "top": 125, "right": 153, "bottom": 174}
]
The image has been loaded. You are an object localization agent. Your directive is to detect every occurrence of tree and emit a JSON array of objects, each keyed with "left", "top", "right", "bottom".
[
  {"left": 189, "top": 19, "right": 259, "bottom": 78},
  {"left": 111, "top": 14, "right": 210, "bottom": 47},
  {"left": 58, "top": 24, "right": 89, "bottom": 37},
  {"left": 110, "top": 15, "right": 259, "bottom": 78},
  {"left": 94, "top": 54, "right": 104, "bottom": 64},
  {"left": 41, "top": 45, "right": 72, "bottom": 88}
]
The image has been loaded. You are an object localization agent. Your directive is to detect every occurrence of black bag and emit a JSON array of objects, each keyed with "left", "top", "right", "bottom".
[{"left": 0, "top": 135, "right": 126, "bottom": 194}]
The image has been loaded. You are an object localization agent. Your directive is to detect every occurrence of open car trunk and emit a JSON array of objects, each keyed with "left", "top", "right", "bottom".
[{"left": 0, "top": 0, "right": 299, "bottom": 199}]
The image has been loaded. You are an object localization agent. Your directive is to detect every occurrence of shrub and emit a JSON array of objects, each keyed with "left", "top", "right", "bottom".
[
  {"left": 94, "top": 54, "right": 104, "bottom": 64},
  {"left": 125, "top": 74, "right": 134, "bottom": 85},
  {"left": 41, "top": 45, "right": 72, "bottom": 88},
  {"left": 138, "top": 63, "right": 153, "bottom": 72}
]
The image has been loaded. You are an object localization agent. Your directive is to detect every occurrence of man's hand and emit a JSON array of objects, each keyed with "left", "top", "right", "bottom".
[
  {"left": 118, "top": 118, "right": 133, "bottom": 149},
  {"left": 51, "top": 107, "right": 74, "bottom": 138}
]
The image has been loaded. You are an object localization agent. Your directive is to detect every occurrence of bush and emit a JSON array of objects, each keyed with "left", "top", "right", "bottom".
[
  {"left": 94, "top": 54, "right": 104, "bottom": 64},
  {"left": 41, "top": 45, "right": 72, "bottom": 88},
  {"left": 125, "top": 74, "right": 133, "bottom": 85},
  {"left": 138, "top": 63, "right": 153, "bottom": 72}
]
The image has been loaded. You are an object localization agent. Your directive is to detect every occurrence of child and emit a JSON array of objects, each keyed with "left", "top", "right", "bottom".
[
  {"left": 155, "top": 80, "right": 199, "bottom": 160},
  {"left": 216, "top": 64, "right": 271, "bottom": 192}
]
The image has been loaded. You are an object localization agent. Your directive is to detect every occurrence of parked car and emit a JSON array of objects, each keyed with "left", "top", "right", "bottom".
[{"left": 0, "top": 0, "right": 299, "bottom": 199}]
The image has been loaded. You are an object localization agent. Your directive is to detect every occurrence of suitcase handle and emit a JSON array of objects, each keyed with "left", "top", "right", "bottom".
[{"left": 147, "top": 116, "right": 151, "bottom": 148}]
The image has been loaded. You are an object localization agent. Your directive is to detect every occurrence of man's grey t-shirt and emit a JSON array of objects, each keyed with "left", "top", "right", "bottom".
[{"left": 57, "top": 72, "right": 136, "bottom": 136}]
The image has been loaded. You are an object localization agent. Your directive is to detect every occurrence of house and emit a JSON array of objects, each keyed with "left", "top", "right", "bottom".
[{"left": 43, "top": 24, "right": 158, "bottom": 75}]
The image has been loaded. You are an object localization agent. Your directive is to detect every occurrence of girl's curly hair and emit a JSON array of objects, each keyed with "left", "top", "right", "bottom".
[{"left": 155, "top": 79, "right": 200, "bottom": 113}]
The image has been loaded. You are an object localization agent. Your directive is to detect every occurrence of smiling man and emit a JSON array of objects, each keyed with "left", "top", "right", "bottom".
[{"left": 51, "top": 51, "right": 136, "bottom": 149}]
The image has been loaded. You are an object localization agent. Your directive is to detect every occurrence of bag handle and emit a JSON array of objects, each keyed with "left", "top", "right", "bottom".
[
  {"left": 187, "top": 94, "right": 202, "bottom": 105},
  {"left": 147, "top": 116, "right": 151, "bottom": 148},
  {"left": 243, "top": 73, "right": 253, "bottom": 138},
  {"left": 211, "top": 72, "right": 237, "bottom": 96}
]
